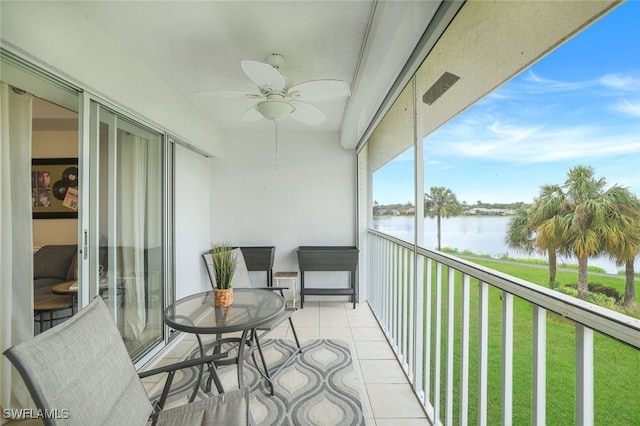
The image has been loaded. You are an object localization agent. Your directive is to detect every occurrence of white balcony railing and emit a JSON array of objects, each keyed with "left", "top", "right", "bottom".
[{"left": 366, "top": 229, "right": 640, "bottom": 426}]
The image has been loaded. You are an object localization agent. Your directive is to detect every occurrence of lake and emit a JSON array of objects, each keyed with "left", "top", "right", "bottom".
[{"left": 372, "top": 215, "right": 638, "bottom": 274}]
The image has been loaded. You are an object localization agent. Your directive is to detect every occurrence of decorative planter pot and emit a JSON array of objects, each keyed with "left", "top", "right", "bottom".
[{"left": 214, "top": 287, "right": 233, "bottom": 307}]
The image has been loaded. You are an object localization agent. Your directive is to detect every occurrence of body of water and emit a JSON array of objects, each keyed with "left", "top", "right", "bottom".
[{"left": 373, "top": 215, "right": 638, "bottom": 274}]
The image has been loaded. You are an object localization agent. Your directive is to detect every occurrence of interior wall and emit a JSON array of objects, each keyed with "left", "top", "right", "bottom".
[
  {"left": 210, "top": 130, "right": 356, "bottom": 295},
  {"left": 32, "top": 130, "right": 78, "bottom": 246}
]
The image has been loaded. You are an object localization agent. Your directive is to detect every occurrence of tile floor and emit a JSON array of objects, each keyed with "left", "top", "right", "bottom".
[{"left": 140, "top": 300, "right": 430, "bottom": 425}]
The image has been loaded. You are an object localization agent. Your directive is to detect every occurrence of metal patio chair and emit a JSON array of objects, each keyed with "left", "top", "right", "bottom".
[
  {"left": 4, "top": 296, "right": 251, "bottom": 426},
  {"left": 202, "top": 248, "right": 302, "bottom": 395}
]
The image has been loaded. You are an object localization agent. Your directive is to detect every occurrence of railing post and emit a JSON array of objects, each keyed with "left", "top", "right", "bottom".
[
  {"left": 434, "top": 262, "right": 443, "bottom": 423},
  {"left": 414, "top": 253, "right": 425, "bottom": 398},
  {"left": 533, "top": 306, "right": 546, "bottom": 426},
  {"left": 460, "top": 274, "right": 470, "bottom": 426},
  {"left": 478, "top": 281, "right": 489, "bottom": 426},
  {"left": 502, "top": 291, "right": 513, "bottom": 426},
  {"left": 424, "top": 258, "right": 433, "bottom": 412},
  {"left": 576, "top": 324, "right": 594, "bottom": 426},
  {"left": 445, "top": 267, "right": 455, "bottom": 426}
]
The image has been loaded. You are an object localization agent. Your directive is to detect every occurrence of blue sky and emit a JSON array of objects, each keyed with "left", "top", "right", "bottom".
[{"left": 374, "top": 1, "right": 640, "bottom": 206}]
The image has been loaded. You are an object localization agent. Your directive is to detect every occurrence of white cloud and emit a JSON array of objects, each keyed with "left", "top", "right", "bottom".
[
  {"left": 600, "top": 74, "right": 636, "bottom": 90},
  {"left": 523, "top": 70, "right": 592, "bottom": 92},
  {"left": 613, "top": 99, "right": 640, "bottom": 117},
  {"left": 426, "top": 121, "right": 640, "bottom": 164}
]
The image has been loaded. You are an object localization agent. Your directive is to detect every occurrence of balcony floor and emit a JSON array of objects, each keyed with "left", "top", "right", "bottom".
[{"left": 141, "top": 300, "right": 429, "bottom": 425}]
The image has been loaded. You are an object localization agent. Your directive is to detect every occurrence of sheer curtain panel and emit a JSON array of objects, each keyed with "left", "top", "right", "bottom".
[{"left": 0, "top": 82, "right": 35, "bottom": 421}]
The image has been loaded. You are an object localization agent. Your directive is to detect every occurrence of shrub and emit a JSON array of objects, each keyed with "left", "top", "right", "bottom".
[{"left": 559, "top": 283, "right": 621, "bottom": 311}]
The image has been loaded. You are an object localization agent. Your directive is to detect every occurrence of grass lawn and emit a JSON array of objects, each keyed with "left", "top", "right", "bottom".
[{"left": 411, "top": 256, "right": 640, "bottom": 425}]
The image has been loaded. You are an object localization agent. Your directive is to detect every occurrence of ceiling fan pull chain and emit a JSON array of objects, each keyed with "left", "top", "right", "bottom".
[{"left": 274, "top": 120, "right": 279, "bottom": 170}]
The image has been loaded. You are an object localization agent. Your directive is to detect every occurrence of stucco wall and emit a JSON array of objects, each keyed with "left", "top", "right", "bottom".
[{"left": 210, "top": 129, "right": 357, "bottom": 298}]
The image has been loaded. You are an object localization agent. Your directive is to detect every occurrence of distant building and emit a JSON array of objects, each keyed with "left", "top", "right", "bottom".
[{"left": 466, "top": 208, "right": 515, "bottom": 216}]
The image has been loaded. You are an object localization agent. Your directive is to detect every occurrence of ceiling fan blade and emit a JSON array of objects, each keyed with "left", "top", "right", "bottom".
[
  {"left": 241, "top": 106, "right": 264, "bottom": 122},
  {"left": 289, "top": 101, "right": 327, "bottom": 125},
  {"left": 194, "top": 90, "right": 261, "bottom": 99},
  {"left": 288, "top": 80, "right": 351, "bottom": 102},
  {"left": 241, "top": 60, "right": 285, "bottom": 92}
]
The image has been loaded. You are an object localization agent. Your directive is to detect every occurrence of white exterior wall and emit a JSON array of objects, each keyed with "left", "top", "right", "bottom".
[{"left": 210, "top": 130, "right": 357, "bottom": 297}]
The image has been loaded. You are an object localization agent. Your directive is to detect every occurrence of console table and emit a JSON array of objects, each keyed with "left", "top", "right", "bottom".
[{"left": 296, "top": 246, "right": 359, "bottom": 309}]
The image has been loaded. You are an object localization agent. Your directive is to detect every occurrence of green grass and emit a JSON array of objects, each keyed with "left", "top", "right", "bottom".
[
  {"left": 441, "top": 247, "right": 610, "bottom": 274},
  {"left": 400, "top": 256, "right": 640, "bottom": 424}
]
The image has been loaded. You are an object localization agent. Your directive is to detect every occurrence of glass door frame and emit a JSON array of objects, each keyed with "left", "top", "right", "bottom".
[{"left": 79, "top": 92, "right": 175, "bottom": 363}]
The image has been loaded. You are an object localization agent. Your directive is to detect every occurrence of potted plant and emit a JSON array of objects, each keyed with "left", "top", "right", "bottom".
[{"left": 211, "top": 242, "right": 237, "bottom": 307}]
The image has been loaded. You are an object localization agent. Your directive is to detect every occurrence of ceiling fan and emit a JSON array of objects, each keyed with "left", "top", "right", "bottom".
[{"left": 195, "top": 53, "right": 351, "bottom": 125}]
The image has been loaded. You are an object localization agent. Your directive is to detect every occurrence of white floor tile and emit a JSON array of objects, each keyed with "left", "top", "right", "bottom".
[
  {"left": 142, "top": 300, "right": 426, "bottom": 425},
  {"left": 360, "top": 359, "right": 407, "bottom": 383},
  {"left": 354, "top": 341, "right": 396, "bottom": 360},
  {"left": 366, "top": 383, "right": 427, "bottom": 419}
]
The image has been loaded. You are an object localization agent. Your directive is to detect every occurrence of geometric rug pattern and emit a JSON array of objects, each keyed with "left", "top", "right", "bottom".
[{"left": 150, "top": 339, "right": 365, "bottom": 426}]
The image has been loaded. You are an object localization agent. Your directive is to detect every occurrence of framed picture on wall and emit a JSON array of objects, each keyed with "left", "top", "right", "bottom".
[{"left": 32, "top": 158, "right": 78, "bottom": 219}]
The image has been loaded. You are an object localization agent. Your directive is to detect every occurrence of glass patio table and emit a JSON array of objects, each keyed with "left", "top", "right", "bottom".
[{"left": 164, "top": 288, "right": 284, "bottom": 396}]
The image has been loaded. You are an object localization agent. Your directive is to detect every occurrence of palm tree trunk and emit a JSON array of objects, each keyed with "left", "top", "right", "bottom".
[
  {"left": 437, "top": 214, "right": 442, "bottom": 250},
  {"left": 548, "top": 249, "right": 557, "bottom": 288},
  {"left": 624, "top": 260, "right": 636, "bottom": 307},
  {"left": 578, "top": 255, "right": 588, "bottom": 300}
]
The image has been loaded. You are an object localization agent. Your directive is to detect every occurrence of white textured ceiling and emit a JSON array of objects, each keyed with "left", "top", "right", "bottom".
[{"left": 72, "top": 1, "right": 374, "bottom": 133}]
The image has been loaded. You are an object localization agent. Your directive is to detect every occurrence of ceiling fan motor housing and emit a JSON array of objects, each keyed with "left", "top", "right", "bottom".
[{"left": 266, "top": 53, "right": 285, "bottom": 69}]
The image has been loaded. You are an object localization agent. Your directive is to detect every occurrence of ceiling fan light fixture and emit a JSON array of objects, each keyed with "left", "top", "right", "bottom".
[{"left": 255, "top": 99, "right": 295, "bottom": 121}]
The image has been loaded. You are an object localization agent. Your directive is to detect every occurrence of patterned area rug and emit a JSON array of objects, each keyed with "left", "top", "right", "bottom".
[{"left": 150, "top": 339, "right": 365, "bottom": 426}]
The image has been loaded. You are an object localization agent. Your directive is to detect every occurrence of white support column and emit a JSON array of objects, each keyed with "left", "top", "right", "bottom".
[{"left": 576, "top": 324, "right": 594, "bottom": 426}]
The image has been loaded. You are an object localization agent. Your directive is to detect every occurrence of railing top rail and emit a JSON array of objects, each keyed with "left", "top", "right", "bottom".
[{"left": 368, "top": 228, "right": 640, "bottom": 350}]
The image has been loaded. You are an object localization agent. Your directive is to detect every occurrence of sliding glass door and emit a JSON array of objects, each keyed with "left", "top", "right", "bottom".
[{"left": 86, "top": 101, "right": 165, "bottom": 359}]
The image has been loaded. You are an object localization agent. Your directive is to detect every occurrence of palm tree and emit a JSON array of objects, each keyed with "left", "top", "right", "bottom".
[
  {"left": 505, "top": 206, "right": 535, "bottom": 255},
  {"left": 601, "top": 187, "right": 640, "bottom": 307},
  {"left": 510, "top": 184, "right": 569, "bottom": 287},
  {"left": 425, "top": 186, "right": 462, "bottom": 250},
  {"left": 560, "top": 165, "right": 609, "bottom": 300}
]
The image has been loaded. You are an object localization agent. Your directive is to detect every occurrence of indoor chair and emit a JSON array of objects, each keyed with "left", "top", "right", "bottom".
[
  {"left": 4, "top": 296, "right": 252, "bottom": 426},
  {"left": 202, "top": 248, "right": 301, "bottom": 395}
]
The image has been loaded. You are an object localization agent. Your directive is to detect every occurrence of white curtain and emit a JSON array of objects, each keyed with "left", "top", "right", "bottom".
[
  {"left": 117, "top": 131, "right": 160, "bottom": 339},
  {"left": 0, "top": 83, "right": 34, "bottom": 421}
]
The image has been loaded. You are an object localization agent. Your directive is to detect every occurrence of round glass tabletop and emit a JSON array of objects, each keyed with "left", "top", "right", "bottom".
[{"left": 164, "top": 288, "right": 284, "bottom": 334}]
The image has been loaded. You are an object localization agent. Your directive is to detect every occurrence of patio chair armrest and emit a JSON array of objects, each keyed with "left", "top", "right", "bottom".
[
  {"left": 142, "top": 351, "right": 231, "bottom": 413},
  {"left": 138, "top": 351, "right": 229, "bottom": 379}
]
